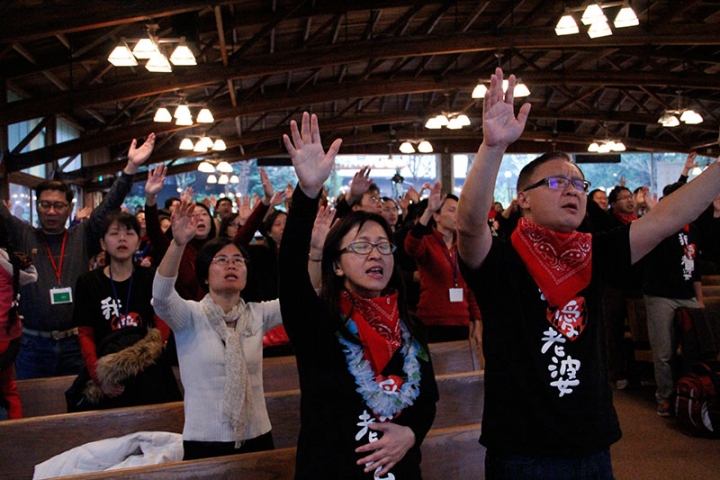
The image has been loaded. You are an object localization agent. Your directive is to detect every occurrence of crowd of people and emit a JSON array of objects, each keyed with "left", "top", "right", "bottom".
[{"left": 0, "top": 68, "right": 719, "bottom": 478}]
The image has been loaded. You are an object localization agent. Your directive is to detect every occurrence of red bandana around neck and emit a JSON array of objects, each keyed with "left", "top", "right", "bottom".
[
  {"left": 340, "top": 290, "right": 401, "bottom": 375},
  {"left": 511, "top": 218, "right": 592, "bottom": 308},
  {"left": 613, "top": 210, "right": 637, "bottom": 225}
]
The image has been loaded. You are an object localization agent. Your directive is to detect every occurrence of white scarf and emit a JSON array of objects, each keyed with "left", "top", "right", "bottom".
[{"left": 200, "top": 294, "right": 253, "bottom": 447}]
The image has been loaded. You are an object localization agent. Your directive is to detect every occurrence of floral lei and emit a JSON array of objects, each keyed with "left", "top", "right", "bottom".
[{"left": 338, "top": 320, "right": 422, "bottom": 421}]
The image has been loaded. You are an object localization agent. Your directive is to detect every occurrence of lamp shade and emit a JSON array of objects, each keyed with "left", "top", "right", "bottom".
[
  {"left": 216, "top": 161, "right": 234, "bottom": 173},
  {"left": 196, "top": 108, "right": 214, "bottom": 123},
  {"left": 614, "top": 7, "right": 639, "bottom": 28},
  {"left": 472, "top": 84, "right": 488, "bottom": 99},
  {"left": 555, "top": 14, "right": 579, "bottom": 35},
  {"left": 145, "top": 53, "right": 172, "bottom": 72},
  {"left": 207, "top": 174, "right": 218, "bottom": 184},
  {"left": 179, "top": 138, "right": 195, "bottom": 150},
  {"left": 417, "top": 140, "right": 434, "bottom": 153},
  {"left": 680, "top": 110, "right": 703, "bottom": 124},
  {"left": 174, "top": 105, "right": 192, "bottom": 120},
  {"left": 581, "top": 4, "right": 606, "bottom": 25},
  {"left": 193, "top": 140, "right": 208, "bottom": 153},
  {"left": 230, "top": 175, "right": 240, "bottom": 184},
  {"left": 456, "top": 114, "right": 471, "bottom": 126},
  {"left": 425, "top": 117, "right": 442, "bottom": 129},
  {"left": 198, "top": 161, "right": 216, "bottom": 173},
  {"left": 399, "top": 141, "right": 415, "bottom": 154},
  {"left": 169, "top": 45, "right": 197, "bottom": 66},
  {"left": 212, "top": 139, "right": 227, "bottom": 151},
  {"left": 447, "top": 117, "right": 463, "bottom": 130},
  {"left": 153, "top": 108, "right": 172, "bottom": 122},
  {"left": 132, "top": 38, "right": 160, "bottom": 59},
  {"left": 587, "top": 19, "right": 612, "bottom": 38},
  {"left": 218, "top": 174, "right": 229, "bottom": 185},
  {"left": 108, "top": 45, "right": 138, "bottom": 66},
  {"left": 514, "top": 81, "right": 531, "bottom": 97}
]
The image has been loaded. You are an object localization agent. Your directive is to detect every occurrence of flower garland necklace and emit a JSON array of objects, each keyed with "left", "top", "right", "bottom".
[{"left": 338, "top": 321, "right": 422, "bottom": 421}]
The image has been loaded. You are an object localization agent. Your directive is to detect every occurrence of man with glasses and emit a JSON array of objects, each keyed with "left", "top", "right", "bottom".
[
  {"left": 457, "top": 68, "right": 720, "bottom": 478},
  {"left": 0, "top": 134, "right": 155, "bottom": 379}
]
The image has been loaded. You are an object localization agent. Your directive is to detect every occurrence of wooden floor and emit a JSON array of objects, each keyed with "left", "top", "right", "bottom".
[{"left": 611, "top": 385, "right": 720, "bottom": 480}]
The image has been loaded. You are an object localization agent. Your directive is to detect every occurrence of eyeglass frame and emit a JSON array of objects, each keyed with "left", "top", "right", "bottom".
[
  {"left": 37, "top": 200, "right": 71, "bottom": 210},
  {"left": 522, "top": 175, "right": 591, "bottom": 194},
  {"left": 340, "top": 241, "right": 397, "bottom": 256},
  {"left": 211, "top": 255, "right": 248, "bottom": 266}
]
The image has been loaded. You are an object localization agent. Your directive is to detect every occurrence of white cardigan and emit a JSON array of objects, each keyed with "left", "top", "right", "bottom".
[{"left": 152, "top": 273, "right": 282, "bottom": 442}]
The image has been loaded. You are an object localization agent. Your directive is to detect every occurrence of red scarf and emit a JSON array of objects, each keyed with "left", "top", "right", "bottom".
[
  {"left": 613, "top": 210, "right": 637, "bottom": 225},
  {"left": 511, "top": 218, "right": 592, "bottom": 308},
  {"left": 340, "top": 289, "right": 401, "bottom": 375}
]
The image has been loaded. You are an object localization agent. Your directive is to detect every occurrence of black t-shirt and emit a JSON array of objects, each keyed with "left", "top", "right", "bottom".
[
  {"left": 73, "top": 266, "right": 155, "bottom": 351},
  {"left": 460, "top": 226, "right": 631, "bottom": 456},
  {"left": 642, "top": 225, "right": 700, "bottom": 299}
]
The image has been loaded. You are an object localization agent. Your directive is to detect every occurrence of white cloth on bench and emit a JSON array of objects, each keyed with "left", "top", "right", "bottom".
[{"left": 33, "top": 431, "right": 183, "bottom": 479}]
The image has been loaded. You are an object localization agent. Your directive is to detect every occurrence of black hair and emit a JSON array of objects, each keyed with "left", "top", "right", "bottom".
[
  {"left": 319, "top": 211, "right": 425, "bottom": 345},
  {"left": 608, "top": 186, "right": 632, "bottom": 204},
  {"left": 164, "top": 197, "right": 181, "bottom": 209},
  {"left": 260, "top": 209, "right": 287, "bottom": 251},
  {"left": 36, "top": 180, "right": 73, "bottom": 203},
  {"left": 215, "top": 197, "right": 233, "bottom": 211},
  {"left": 218, "top": 212, "right": 240, "bottom": 238},
  {"left": 102, "top": 211, "right": 141, "bottom": 238},
  {"left": 516, "top": 152, "right": 578, "bottom": 192},
  {"left": 662, "top": 181, "right": 684, "bottom": 198},
  {"left": 192, "top": 202, "right": 218, "bottom": 239},
  {"left": 195, "top": 237, "right": 251, "bottom": 292}
]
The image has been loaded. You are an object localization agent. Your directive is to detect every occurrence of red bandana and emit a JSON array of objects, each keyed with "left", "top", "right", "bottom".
[
  {"left": 511, "top": 218, "right": 592, "bottom": 309},
  {"left": 613, "top": 210, "right": 637, "bottom": 225},
  {"left": 340, "top": 290, "right": 401, "bottom": 375}
]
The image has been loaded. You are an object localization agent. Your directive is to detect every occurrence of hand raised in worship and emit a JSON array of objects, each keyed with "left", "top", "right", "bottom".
[
  {"left": 180, "top": 187, "right": 194, "bottom": 205},
  {"left": 425, "top": 181, "right": 445, "bottom": 213},
  {"left": 355, "top": 422, "right": 415, "bottom": 477},
  {"left": 125, "top": 133, "right": 156, "bottom": 174},
  {"left": 260, "top": 168, "right": 276, "bottom": 205},
  {"left": 311, "top": 204, "right": 337, "bottom": 252},
  {"left": 349, "top": 166, "right": 374, "bottom": 199},
  {"left": 482, "top": 68, "right": 531, "bottom": 149},
  {"left": 145, "top": 164, "right": 167, "bottom": 200},
  {"left": 283, "top": 112, "right": 342, "bottom": 198},
  {"left": 171, "top": 198, "right": 198, "bottom": 247}
]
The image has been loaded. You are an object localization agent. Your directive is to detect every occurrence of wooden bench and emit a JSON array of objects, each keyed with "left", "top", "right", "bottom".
[
  {"left": 52, "top": 423, "right": 484, "bottom": 480},
  {"left": 17, "top": 340, "right": 480, "bottom": 418},
  {"left": 702, "top": 285, "right": 720, "bottom": 298},
  {"left": 1, "top": 371, "right": 483, "bottom": 479},
  {"left": 702, "top": 275, "right": 720, "bottom": 286}
]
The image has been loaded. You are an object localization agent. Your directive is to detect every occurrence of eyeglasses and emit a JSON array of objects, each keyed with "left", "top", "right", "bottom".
[
  {"left": 615, "top": 195, "right": 633, "bottom": 201},
  {"left": 341, "top": 241, "right": 397, "bottom": 256},
  {"left": 211, "top": 255, "right": 247, "bottom": 266},
  {"left": 365, "top": 195, "right": 382, "bottom": 204},
  {"left": 37, "top": 200, "right": 70, "bottom": 210},
  {"left": 523, "top": 176, "right": 591, "bottom": 193}
]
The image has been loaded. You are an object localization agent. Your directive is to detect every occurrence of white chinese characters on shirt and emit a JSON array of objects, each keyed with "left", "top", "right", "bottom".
[{"left": 355, "top": 409, "right": 396, "bottom": 480}]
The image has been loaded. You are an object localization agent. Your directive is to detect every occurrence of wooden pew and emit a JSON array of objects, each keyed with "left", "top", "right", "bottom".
[
  {"left": 702, "top": 285, "right": 720, "bottom": 298},
  {"left": 702, "top": 275, "right": 720, "bottom": 286},
  {"left": 18, "top": 340, "right": 480, "bottom": 418},
  {"left": 1, "top": 372, "right": 483, "bottom": 479},
  {"left": 54, "top": 423, "right": 484, "bottom": 480}
]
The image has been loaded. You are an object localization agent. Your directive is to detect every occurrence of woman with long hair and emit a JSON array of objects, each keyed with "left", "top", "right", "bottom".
[{"left": 279, "top": 112, "right": 438, "bottom": 478}]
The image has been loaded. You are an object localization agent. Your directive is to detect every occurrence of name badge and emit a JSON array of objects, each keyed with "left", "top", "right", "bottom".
[
  {"left": 50, "top": 287, "right": 73, "bottom": 305},
  {"left": 449, "top": 287, "right": 464, "bottom": 303}
]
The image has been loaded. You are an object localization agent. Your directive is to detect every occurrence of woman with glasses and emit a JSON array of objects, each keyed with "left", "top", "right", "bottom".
[
  {"left": 153, "top": 198, "right": 282, "bottom": 460},
  {"left": 279, "top": 112, "right": 438, "bottom": 479}
]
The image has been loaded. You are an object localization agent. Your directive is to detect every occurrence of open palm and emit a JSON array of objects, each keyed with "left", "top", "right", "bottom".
[{"left": 283, "top": 112, "right": 342, "bottom": 197}]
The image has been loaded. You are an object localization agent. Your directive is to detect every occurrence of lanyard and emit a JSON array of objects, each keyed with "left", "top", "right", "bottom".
[
  {"left": 109, "top": 267, "right": 134, "bottom": 319},
  {"left": 43, "top": 232, "right": 68, "bottom": 286},
  {"left": 432, "top": 231, "right": 459, "bottom": 287}
]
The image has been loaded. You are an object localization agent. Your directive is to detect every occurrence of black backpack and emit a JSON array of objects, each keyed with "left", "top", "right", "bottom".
[{"left": 675, "top": 361, "right": 720, "bottom": 438}]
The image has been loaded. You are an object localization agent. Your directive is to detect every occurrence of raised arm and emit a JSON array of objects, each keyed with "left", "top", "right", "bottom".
[
  {"left": 157, "top": 198, "right": 197, "bottom": 279},
  {"left": 457, "top": 68, "right": 531, "bottom": 269},
  {"left": 629, "top": 158, "right": 720, "bottom": 264},
  {"left": 143, "top": 164, "right": 171, "bottom": 254},
  {"left": 308, "top": 203, "right": 336, "bottom": 292}
]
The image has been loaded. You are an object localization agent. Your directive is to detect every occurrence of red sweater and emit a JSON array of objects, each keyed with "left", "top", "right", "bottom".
[{"left": 404, "top": 224, "right": 481, "bottom": 327}]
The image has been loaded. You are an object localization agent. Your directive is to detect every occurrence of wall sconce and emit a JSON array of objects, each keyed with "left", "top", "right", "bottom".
[{"left": 555, "top": 2, "right": 639, "bottom": 38}]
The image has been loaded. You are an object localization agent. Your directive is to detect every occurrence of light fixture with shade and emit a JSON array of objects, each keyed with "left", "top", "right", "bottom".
[
  {"left": 425, "top": 112, "right": 471, "bottom": 130},
  {"left": 107, "top": 26, "right": 197, "bottom": 72},
  {"left": 658, "top": 92, "right": 704, "bottom": 127},
  {"left": 207, "top": 174, "right": 218, "bottom": 184},
  {"left": 179, "top": 138, "right": 195, "bottom": 150},
  {"left": 174, "top": 105, "right": 192, "bottom": 120},
  {"left": 230, "top": 175, "right": 240, "bottom": 184},
  {"left": 196, "top": 109, "right": 214, "bottom": 123},
  {"left": 555, "top": 14, "right": 580, "bottom": 35},
  {"left": 417, "top": 140, "right": 434, "bottom": 153},
  {"left": 216, "top": 161, "right": 234, "bottom": 173},
  {"left": 399, "top": 141, "right": 415, "bottom": 154},
  {"left": 218, "top": 174, "right": 230, "bottom": 185},
  {"left": 555, "top": 2, "right": 640, "bottom": 37},
  {"left": 153, "top": 107, "right": 172, "bottom": 123},
  {"left": 193, "top": 140, "right": 208, "bottom": 153},
  {"left": 472, "top": 79, "right": 530, "bottom": 99},
  {"left": 169, "top": 41, "right": 197, "bottom": 66},
  {"left": 107, "top": 44, "right": 137, "bottom": 66},
  {"left": 399, "top": 139, "right": 434, "bottom": 154},
  {"left": 212, "top": 139, "right": 227, "bottom": 151},
  {"left": 588, "top": 139, "right": 626, "bottom": 152},
  {"left": 198, "top": 161, "right": 216, "bottom": 173}
]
